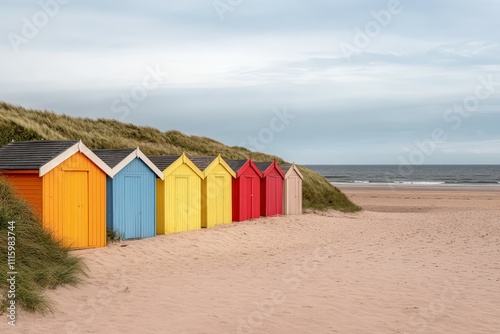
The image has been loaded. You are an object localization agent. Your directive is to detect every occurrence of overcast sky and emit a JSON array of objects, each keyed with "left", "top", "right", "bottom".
[{"left": 1, "top": 0, "right": 499, "bottom": 164}]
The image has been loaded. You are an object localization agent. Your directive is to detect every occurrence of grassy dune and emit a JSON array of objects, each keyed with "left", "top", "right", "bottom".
[{"left": 0, "top": 101, "right": 361, "bottom": 212}]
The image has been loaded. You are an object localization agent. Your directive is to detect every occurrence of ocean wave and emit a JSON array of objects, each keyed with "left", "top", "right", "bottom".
[
  {"left": 394, "top": 181, "right": 446, "bottom": 185},
  {"left": 331, "top": 180, "right": 500, "bottom": 187},
  {"left": 444, "top": 180, "right": 500, "bottom": 185}
]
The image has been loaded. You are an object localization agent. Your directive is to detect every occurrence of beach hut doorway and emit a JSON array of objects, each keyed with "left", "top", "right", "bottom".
[
  {"left": 175, "top": 176, "right": 190, "bottom": 230},
  {"left": 267, "top": 175, "right": 281, "bottom": 215},
  {"left": 280, "top": 164, "right": 303, "bottom": 215},
  {"left": 288, "top": 175, "right": 301, "bottom": 212},
  {"left": 214, "top": 175, "right": 226, "bottom": 224},
  {"left": 123, "top": 175, "right": 142, "bottom": 239},
  {"left": 63, "top": 170, "right": 90, "bottom": 248},
  {"left": 243, "top": 175, "right": 256, "bottom": 218}
]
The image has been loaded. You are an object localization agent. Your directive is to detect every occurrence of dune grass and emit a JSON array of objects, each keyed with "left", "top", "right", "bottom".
[
  {"left": 0, "top": 179, "right": 86, "bottom": 314},
  {"left": 298, "top": 166, "right": 360, "bottom": 212},
  {"left": 0, "top": 101, "right": 361, "bottom": 213}
]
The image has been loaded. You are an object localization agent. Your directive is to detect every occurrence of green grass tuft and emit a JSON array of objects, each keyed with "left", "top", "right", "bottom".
[
  {"left": 299, "top": 166, "right": 361, "bottom": 212},
  {"left": 107, "top": 230, "right": 123, "bottom": 244}
]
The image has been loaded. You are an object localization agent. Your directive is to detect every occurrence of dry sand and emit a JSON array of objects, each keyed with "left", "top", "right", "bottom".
[{"left": 3, "top": 187, "right": 500, "bottom": 334}]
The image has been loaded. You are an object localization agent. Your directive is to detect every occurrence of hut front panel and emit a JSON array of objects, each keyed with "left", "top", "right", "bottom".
[
  {"left": 284, "top": 174, "right": 302, "bottom": 215},
  {"left": 203, "top": 164, "right": 232, "bottom": 228},
  {"left": 123, "top": 176, "right": 142, "bottom": 238},
  {"left": 62, "top": 171, "right": 89, "bottom": 248},
  {"left": 1, "top": 171, "right": 43, "bottom": 216},
  {"left": 233, "top": 165, "right": 261, "bottom": 222},
  {"left": 261, "top": 169, "right": 283, "bottom": 217},
  {"left": 43, "top": 152, "right": 106, "bottom": 249},
  {"left": 111, "top": 159, "right": 156, "bottom": 240},
  {"left": 244, "top": 175, "right": 261, "bottom": 219},
  {"left": 163, "top": 163, "right": 201, "bottom": 234}
]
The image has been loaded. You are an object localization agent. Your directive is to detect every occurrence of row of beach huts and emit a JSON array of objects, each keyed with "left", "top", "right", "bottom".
[{"left": 0, "top": 140, "right": 303, "bottom": 249}]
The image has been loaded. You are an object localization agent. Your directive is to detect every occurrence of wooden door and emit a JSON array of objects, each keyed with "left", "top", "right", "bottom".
[
  {"left": 247, "top": 176, "right": 255, "bottom": 219},
  {"left": 124, "top": 176, "right": 142, "bottom": 239},
  {"left": 63, "top": 171, "right": 89, "bottom": 248},
  {"left": 214, "top": 176, "right": 225, "bottom": 225},
  {"left": 175, "top": 177, "right": 189, "bottom": 231}
]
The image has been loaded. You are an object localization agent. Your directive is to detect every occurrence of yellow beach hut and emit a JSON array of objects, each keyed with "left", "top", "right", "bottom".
[
  {"left": 148, "top": 153, "right": 204, "bottom": 234},
  {"left": 189, "top": 155, "right": 236, "bottom": 229}
]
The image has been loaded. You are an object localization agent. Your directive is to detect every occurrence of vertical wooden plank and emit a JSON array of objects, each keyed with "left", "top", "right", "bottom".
[
  {"left": 156, "top": 177, "right": 165, "bottom": 235},
  {"left": 232, "top": 176, "right": 240, "bottom": 222},
  {"left": 201, "top": 176, "right": 208, "bottom": 228}
]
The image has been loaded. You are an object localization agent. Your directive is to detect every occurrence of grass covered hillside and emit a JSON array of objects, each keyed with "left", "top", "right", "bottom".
[{"left": 0, "top": 101, "right": 360, "bottom": 212}]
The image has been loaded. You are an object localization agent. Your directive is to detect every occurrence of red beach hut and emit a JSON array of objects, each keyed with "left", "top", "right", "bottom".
[
  {"left": 255, "top": 161, "right": 285, "bottom": 217},
  {"left": 226, "top": 158, "right": 263, "bottom": 222}
]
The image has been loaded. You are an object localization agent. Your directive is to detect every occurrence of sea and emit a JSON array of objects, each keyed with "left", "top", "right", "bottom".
[{"left": 305, "top": 165, "right": 500, "bottom": 188}]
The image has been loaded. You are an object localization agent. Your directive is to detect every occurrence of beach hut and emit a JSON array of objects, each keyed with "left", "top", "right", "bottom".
[
  {"left": 189, "top": 155, "right": 236, "bottom": 229},
  {"left": 148, "top": 153, "right": 204, "bottom": 234},
  {"left": 255, "top": 161, "right": 285, "bottom": 217},
  {"left": 279, "top": 163, "right": 303, "bottom": 215},
  {"left": 93, "top": 148, "right": 164, "bottom": 240},
  {"left": 0, "top": 140, "right": 112, "bottom": 249},
  {"left": 226, "top": 158, "right": 263, "bottom": 222}
]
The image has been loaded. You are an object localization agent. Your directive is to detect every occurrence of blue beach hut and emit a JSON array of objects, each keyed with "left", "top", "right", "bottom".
[{"left": 93, "top": 148, "right": 164, "bottom": 240}]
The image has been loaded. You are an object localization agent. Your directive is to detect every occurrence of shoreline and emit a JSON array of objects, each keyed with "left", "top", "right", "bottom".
[
  {"left": 339, "top": 185, "right": 500, "bottom": 213},
  {"left": 333, "top": 182, "right": 500, "bottom": 191}
]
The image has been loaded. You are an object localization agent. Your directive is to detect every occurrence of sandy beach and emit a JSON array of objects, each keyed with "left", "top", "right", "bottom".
[{"left": 4, "top": 187, "right": 500, "bottom": 334}]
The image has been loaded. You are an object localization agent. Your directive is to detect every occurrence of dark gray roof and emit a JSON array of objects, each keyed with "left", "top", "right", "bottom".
[
  {"left": 254, "top": 162, "right": 273, "bottom": 173},
  {"left": 226, "top": 159, "right": 248, "bottom": 173},
  {"left": 279, "top": 163, "right": 292, "bottom": 173},
  {"left": 93, "top": 149, "right": 135, "bottom": 168},
  {"left": 0, "top": 140, "right": 78, "bottom": 170},
  {"left": 147, "top": 155, "right": 181, "bottom": 171},
  {"left": 188, "top": 156, "right": 216, "bottom": 172}
]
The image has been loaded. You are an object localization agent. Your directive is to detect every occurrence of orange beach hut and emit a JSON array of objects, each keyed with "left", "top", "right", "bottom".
[{"left": 0, "top": 140, "right": 112, "bottom": 249}]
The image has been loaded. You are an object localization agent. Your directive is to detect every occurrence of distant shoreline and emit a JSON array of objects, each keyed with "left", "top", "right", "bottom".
[
  {"left": 307, "top": 165, "right": 500, "bottom": 190},
  {"left": 332, "top": 182, "right": 500, "bottom": 191}
]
